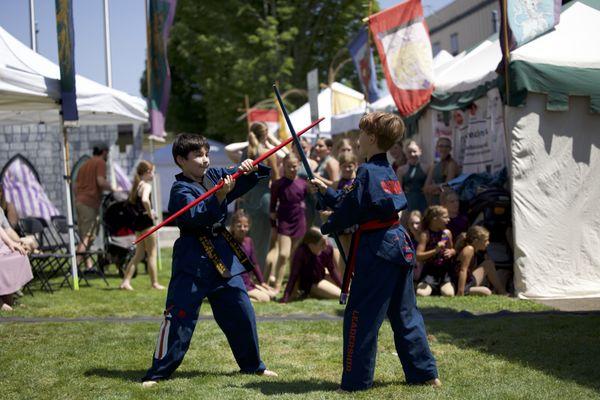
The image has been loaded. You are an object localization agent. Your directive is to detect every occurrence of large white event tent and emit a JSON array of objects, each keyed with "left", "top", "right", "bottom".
[
  {"left": 505, "top": 0, "right": 600, "bottom": 299},
  {"left": 0, "top": 25, "right": 148, "bottom": 288},
  {"left": 0, "top": 26, "right": 147, "bottom": 125}
]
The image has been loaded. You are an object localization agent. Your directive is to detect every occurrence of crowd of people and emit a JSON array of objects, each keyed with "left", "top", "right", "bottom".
[
  {"left": 0, "top": 124, "right": 511, "bottom": 311},
  {"left": 227, "top": 123, "right": 511, "bottom": 303}
]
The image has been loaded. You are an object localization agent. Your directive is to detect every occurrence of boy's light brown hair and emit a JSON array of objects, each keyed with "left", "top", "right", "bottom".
[{"left": 358, "top": 112, "right": 405, "bottom": 151}]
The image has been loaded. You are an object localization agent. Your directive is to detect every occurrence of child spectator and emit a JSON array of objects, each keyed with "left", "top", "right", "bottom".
[
  {"left": 440, "top": 190, "right": 468, "bottom": 241},
  {"left": 397, "top": 141, "right": 428, "bottom": 212},
  {"left": 280, "top": 228, "right": 342, "bottom": 303},
  {"left": 334, "top": 137, "right": 356, "bottom": 160},
  {"left": 268, "top": 153, "right": 308, "bottom": 293},
  {"left": 404, "top": 210, "right": 424, "bottom": 282},
  {"left": 454, "top": 226, "right": 508, "bottom": 296},
  {"left": 416, "top": 205, "right": 456, "bottom": 297},
  {"left": 229, "top": 210, "right": 275, "bottom": 302}
]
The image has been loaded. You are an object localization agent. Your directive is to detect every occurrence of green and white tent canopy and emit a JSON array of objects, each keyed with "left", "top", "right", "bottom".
[
  {"left": 430, "top": 36, "right": 500, "bottom": 111},
  {"left": 507, "top": 0, "right": 600, "bottom": 113},
  {"left": 508, "top": 0, "right": 600, "bottom": 300}
]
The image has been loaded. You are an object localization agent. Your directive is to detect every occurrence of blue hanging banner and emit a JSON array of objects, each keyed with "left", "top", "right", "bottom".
[{"left": 55, "top": 0, "right": 78, "bottom": 123}]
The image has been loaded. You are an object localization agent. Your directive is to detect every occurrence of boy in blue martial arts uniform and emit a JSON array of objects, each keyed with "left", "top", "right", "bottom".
[
  {"left": 142, "top": 133, "right": 277, "bottom": 388},
  {"left": 311, "top": 112, "right": 441, "bottom": 392}
]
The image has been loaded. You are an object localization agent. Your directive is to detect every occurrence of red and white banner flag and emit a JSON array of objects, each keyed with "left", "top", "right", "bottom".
[
  {"left": 247, "top": 108, "right": 279, "bottom": 135},
  {"left": 369, "top": 0, "right": 434, "bottom": 117}
]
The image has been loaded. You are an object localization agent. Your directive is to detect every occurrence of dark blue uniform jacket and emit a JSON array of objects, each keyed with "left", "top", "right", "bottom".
[{"left": 168, "top": 165, "right": 271, "bottom": 280}]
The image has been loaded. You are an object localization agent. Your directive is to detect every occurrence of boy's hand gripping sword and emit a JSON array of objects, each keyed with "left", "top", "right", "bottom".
[
  {"left": 272, "top": 84, "right": 349, "bottom": 304},
  {"left": 133, "top": 117, "right": 324, "bottom": 245}
]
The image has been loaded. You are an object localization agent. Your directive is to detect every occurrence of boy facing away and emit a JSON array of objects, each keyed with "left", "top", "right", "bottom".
[
  {"left": 311, "top": 112, "right": 441, "bottom": 392},
  {"left": 142, "top": 133, "right": 277, "bottom": 387}
]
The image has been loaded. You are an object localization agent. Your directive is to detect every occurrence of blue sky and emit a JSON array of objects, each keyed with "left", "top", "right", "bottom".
[{"left": 0, "top": 0, "right": 453, "bottom": 98}]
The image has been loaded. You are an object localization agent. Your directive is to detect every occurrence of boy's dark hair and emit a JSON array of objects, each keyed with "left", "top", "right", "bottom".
[
  {"left": 172, "top": 133, "right": 210, "bottom": 167},
  {"left": 92, "top": 143, "right": 109, "bottom": 156},
  {"left": 359, "top": 112, "right": 405, "bottom": 151},
  {"left": 324, "top": 138, "right": 334, "bottom": 148}
]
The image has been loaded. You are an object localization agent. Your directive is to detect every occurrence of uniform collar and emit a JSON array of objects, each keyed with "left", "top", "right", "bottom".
[
  {"left": 367, "top": 153, "right": 388, "bottom": 164},
  {"left": 176, "top": 172, "right": 208, "bottom": 186}
]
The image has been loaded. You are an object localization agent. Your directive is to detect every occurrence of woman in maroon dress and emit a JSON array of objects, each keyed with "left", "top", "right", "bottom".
[
  {"left": 280, "top": 228, "right": 342, "bottom": 303},
  {"left": 267, "top": 153, "right": 308, "bottom": 293}
]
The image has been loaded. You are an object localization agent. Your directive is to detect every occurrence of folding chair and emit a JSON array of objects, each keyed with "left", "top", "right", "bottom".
[
  {"left": 50, "top": 215, "right": 109, "bottom": 287},
  {"left": 18, "top": 217, "right": 72, "bottom": 293}
]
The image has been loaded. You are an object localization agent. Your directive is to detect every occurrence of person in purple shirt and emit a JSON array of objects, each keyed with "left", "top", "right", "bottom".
[
  {"left": 229, "top": 210, "right": 276, "bottom": 302},
  {"left": 268, "top": 153, "right": 309, "bottom": 293},
  {"left": 441, "top": 190, "right": 468, "bottom": 242},
  {"left": 280, "top": 228, "right": 342, "bottom": 303}
]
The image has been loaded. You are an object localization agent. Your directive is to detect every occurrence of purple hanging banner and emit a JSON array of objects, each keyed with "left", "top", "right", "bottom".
[{"left": 148, "top": 0, "right": 177, "bottom": 139}]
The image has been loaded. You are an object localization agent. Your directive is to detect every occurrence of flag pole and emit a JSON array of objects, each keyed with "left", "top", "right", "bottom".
[
  {"left": 501, "top": 0, "right": 510, "bottom": 103},
  {"left": 144, "top": 0, "right": 163, "bottom": 270},
  {"left": 103, "top": 0, "right": 113, "bottom": 87},
  {"left": 61, "top": 121, "right": 79, "bottom": 290},
  {"left": 28, "top": 0, "right": 37, "bottom": 52}
]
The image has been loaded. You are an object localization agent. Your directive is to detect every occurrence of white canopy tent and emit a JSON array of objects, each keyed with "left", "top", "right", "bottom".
[
  {"left": 290, "top": 81, "right": 364, "bottom": 138},
  {"left": 505, "top": 0, "right": 600, "bottom": 299},
  {"left": 0, "top": 25, "right": 147, "bottom": 125},
  {"left": 0, "top": 25, "right": 148, "bottom": 289}
]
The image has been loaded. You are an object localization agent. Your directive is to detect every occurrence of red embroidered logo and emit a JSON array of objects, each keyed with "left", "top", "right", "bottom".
[{"left": 380, "top": 180, "right": 402, "bottom": 194}]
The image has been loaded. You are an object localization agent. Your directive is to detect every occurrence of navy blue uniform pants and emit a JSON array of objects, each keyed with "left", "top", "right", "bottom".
[
  {"left": 341, "top": 253, "right": 438, "bottom": 391},
  {"left": 143, "top": 272, "right": 266, "bottom": 381}
]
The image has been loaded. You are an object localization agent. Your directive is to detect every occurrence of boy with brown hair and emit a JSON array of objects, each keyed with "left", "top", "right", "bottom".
[{"left": 311, "top": 112, "right": 441, "bottom": 392}]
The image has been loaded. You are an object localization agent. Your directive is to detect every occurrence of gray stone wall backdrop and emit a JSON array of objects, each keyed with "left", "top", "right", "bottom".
[{"left": 0, "top": 123, "right": 143, "bottom": 215}]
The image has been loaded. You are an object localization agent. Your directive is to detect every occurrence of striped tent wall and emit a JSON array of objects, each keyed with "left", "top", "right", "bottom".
[{"left": 1, "top": 155, "right": 59, "bottom": 222}]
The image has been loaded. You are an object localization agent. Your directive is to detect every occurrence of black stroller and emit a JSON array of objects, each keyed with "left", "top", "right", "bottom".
[
  {"left": 446, "top": 169, "right": 513, "bottom": 270},
  {"left": 99, "top": 192, "right": 136, "bottom": 277}
]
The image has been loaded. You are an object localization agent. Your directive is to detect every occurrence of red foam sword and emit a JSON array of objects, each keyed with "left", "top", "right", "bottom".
[{"left": 133, "top": 117, "right": 324, "bottom": 244}]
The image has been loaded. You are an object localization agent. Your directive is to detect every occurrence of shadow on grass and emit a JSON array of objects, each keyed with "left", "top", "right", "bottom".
[
  {"left": 84, "top": 368, "right": 239, "bottom": 382},
  {"left": 424, "top": 308, "right": 600, "bottom": 392},
  {"left": 243, "top": 379, "right": 344, "bottom": 395}
]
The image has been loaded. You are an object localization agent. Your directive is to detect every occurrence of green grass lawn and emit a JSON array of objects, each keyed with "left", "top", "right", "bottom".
[{"left": 1, "top": 250, "right": 599, "bottom": 399}]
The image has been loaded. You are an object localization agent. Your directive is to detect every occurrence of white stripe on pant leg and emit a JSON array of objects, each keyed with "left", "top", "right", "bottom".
[{"left": 154, "top": 319, "right": 170, "bottom": 360}]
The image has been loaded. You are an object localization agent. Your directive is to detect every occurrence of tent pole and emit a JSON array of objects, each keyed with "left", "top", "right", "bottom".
[
  {"left": 149, "top": 136, "right": 162, "bottom": 271},
  {"left": 61, "top": 120, "right": 79, "bottom": 290}
]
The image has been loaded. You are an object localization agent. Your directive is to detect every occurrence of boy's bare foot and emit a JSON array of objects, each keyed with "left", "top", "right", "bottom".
[
  {"left": 119, "top": 282, "right": 134, "bottom": 291},
  {"left": 1, "top": 303, "right": 14, "bottom": 311},
  {"left": 257, "top": 369, "right": 278, "bottom": 377},
  {"left": 142, "top": 380, "right": 158, "bottom": 388},
  {"left": 426, "top": 378, "right": 442, "bottom": 387},
  {"left": 152, "top": 283, "right": 166, "bottom": 290}
]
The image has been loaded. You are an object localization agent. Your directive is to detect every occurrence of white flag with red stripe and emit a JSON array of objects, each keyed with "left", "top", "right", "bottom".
[{"left": 369, "top": 0, "right": 434, "bottom": 117}]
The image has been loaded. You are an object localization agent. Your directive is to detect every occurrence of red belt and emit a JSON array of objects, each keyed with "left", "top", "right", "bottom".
[{"left": 340, "top": 217, "right": 400, "bottom": 304}]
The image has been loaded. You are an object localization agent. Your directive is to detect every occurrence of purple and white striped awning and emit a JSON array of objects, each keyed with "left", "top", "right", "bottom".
[{"left": 2, "top": 156, "right": 59, "bottom": 222}]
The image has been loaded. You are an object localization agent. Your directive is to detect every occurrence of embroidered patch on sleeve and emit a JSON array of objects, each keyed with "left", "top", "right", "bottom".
[{"left": 380, "top": 180, "right": 402, "bottom": 194}]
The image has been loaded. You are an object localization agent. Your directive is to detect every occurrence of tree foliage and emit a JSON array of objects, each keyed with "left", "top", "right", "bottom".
[{"left": 161, "top": 0, "right": 372, "bottom": 142}]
